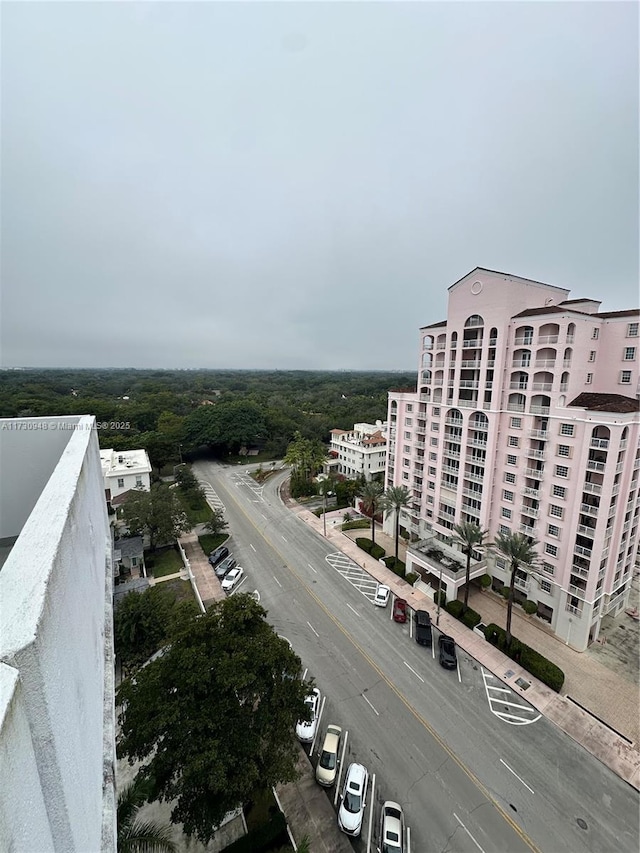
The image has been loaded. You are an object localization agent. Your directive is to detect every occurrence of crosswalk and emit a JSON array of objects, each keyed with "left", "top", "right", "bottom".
[
  {"left": 325, "top": 552, "right": 380, "bottom": 603},
  {"left": 198, "top": 481, "right": 225, "bottom": 513},
  {"left": 481, "top": 668, "right": 541, "bottom": 725},
  {"left": 231, "top": 472, "right": 264, "bottom": 502}
]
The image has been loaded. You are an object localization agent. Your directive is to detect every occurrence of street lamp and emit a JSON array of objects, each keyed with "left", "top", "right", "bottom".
[{"left": 436, "top": 564, "right": 443, "bottom": 626}]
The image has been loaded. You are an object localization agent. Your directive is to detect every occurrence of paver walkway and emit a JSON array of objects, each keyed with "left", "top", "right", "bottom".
[{"left": 179, "top": 532, "right": 225, "bottom": 607}]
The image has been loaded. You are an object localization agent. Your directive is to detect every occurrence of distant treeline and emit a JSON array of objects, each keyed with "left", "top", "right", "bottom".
[{"left": 0, "top": 369, "right": 416, "bottom": 468}]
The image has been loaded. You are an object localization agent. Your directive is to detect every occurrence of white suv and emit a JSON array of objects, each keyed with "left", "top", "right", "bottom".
[
  {"left": 338, "top": 762, "right": 369, "bottom": 836},
  {"left": 374, "top": 584, "right": 390, "bottom": 607}
]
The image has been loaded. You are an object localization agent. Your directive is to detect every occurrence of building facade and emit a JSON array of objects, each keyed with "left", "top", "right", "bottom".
[
  {"left": 0, "top": 415, "right": 116, "bottom": 851},
  {"left": 386, "top": 268, "right": 640, "bottom": 651},
  {"left": 100, "top": 447, "right": 152, "bottom": 503},
  {"left": 326, "top": 421, "right": 388, "bottom": 481}
]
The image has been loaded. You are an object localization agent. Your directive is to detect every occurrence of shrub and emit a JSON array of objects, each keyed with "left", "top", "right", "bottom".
[
  {"left": 383, "top": 556, "right": 406, "bottom": 577},
  {"left": 483, "top": 623, "right": 565, "bottom": 692},
  {"left": 446, "top": 600, "right": 464, "bottom": 619},
  {"left": 355, "top": 537, "right": 372, "bottom": 554},
  {"left": 405, "top": 572, "right": 419, "bottom": 586},
  {"left": 370, "top": 543, "right": 385, "bottom": 561},
  {"left": 480, "top": 574, "right": 492, "bottom": 589},
  {"left": 523, "top": 599, "right": 538, "bottom": 615},
  {"left": 460, "top": 607, "right": 482, "bottom": 629},
  {"left": 501, "top": 586, "right": 511, "bottom": 599}
]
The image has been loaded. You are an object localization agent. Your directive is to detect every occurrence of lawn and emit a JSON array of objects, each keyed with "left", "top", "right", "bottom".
[
  {"left": 181, "top": 494, "right": 214, "bottom": 526},
  {"left": 198, "top": 533, "right": 228, "bottom": 555},
  {"left": 147, "top": 546, "right": 183, "bottom": 578}
]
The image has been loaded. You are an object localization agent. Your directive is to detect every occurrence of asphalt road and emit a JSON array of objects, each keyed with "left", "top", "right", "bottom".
[{"left": 195, "top": 460, "right": 640, "bottom": 853}]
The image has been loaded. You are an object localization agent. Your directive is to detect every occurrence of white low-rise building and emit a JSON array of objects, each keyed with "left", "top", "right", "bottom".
[
  {"left": 0, "top": 415, "right": 116, "bottom": 852},
  {"left": 326, "top": 421, "right": 388, "bottom": 481},
  {"left": 100, "top": 447, "right": 152, "bottom": 503}
]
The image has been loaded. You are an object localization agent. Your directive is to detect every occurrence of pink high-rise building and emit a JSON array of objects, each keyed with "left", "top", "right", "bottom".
[{"left": 386, "top": 268, "right": 640, "bottom": 651}]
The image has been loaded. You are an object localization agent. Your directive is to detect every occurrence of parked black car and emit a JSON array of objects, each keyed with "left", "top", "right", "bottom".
[
  {"left": 415, "top": 610, "right": 432, "bottom": 646},
  {"left": 438, "top": 635, "right": 457, "bottom": 669},
  {"left": 209, "top": 545, "right": 229, "bottom": 567},
  {"left": 214, "top": 555, "right": 236, "bottom": 579}
]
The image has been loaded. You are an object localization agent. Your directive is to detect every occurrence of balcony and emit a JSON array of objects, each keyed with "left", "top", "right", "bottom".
[
  {"left": 423, "top": 340, "right": 434, "bottom": 350},
  {"left": 509, "top": 382, "right": 529, "bottom": 391},
  {"left": 619, "top": 438, "right": 628, "bottom": 450},
  {"left": 450, "top": 340, "right": 457, "bottom": 349},
  {"left": 457, "top": 400, "right": 477, "bottom": 408},
  {"left": 441, "top": 464, "right": 460, "bottom": 475},
  {"left": 531, "top": 382, "right": 553, "bottom": 392},
  {"left": 527, "top": 448, "right": 546, "bottom": 460},
  {"left": 460, "top": 360, "right": 481, "bottom": 368},
  {"left": 538, "top": 335, "right": 559, "bottom": 344},
  {"left": 462, "top": 338, "right": 482, "bottom": 348},
  {"left": 522, "top": 486, "right": 540, "bottom": 497},
  {"left": 462, "top": 487, "right": 483, "bottom": 499},
  {"left": 583, "top": 482, "right": 602, "bottom": 495},
  {"left": 568, "top": 584, "right": 587, "bottom": 599},
  {"left": 486, "top": 360, "right": 496, "bottom": 368},
  {"left": 433, "top": 379, "right": 444, "bottom": 386},
  {"left": 522, "top": 505, "right": 539, "bottom": 519},
  {"left": 559, "top": 383, "right": 568, "bottom": 392},
  {"left": 467, "top": 437, "right": 488, "bottom": 449},
  {"left": 529, "top": 429, "right": 548, "bottom": 439},
  {"left": 466, "top": 455, "right": 486, "bottom": 466},
  {"left": 572, "top": 564, "right": 590, "bottom": 580},
  {"left": 519, "top": 524, "right": 536, "bottom": 536},
  {"left": 415, "top": 424, "right": 426, "bottom": 434},
  {"left": 465, "top": 472, "right": 485, "bottom": 484},
  {"left": 616, "top": 461, "right": 625, "bottom": 474},
  {"left": 587, "top": 460, "right": 606, "bottom": 473},
  {"left": 507, "top": 403, "right": 526, "bottom": 413},
  {"left": 525, "top": 468, "right": 544, "bottom": 479},
  {"left": 574, "top": 544, "right": 592, "bottom": 558},
  {"left": 415, "top": 441, "right": 425, "bottom": 449},
  {"left": 512, "top": 360, "right": 531, "bottom": 368},
  {"left": 566, "top": 603, "right": 583, "bottom": 617},
  {"left": 444, "top": 418, "right": 463, "bottom": 427},
  {"left": 566, "top": 334, "right": 575, "bottom": 343},
  {"left": 580, "top": 503, "right": 599, "bottom": 517},
  {"left": 534, "top": 359, "right": 556, "bottom": 368},
  {"left": 514, "top": 577, "right": 530, "bottom": 592},
  {"left": 577, "top": 524, "right": 595, "bottom": 537},
  {"left": 563, "top": 359, "right": 572, "bottom": 368},
  {"left": 459, "top": 380, "right": 480, "bottom": 389},
  {"left": 443, "top": 448, "right": 461, "bottom": 458},
  {"left": 419, "top": 394, "right": 430, "bottom": 403},
  {"left": 530, "top": 405, "right": 551, "bottom": 415}
]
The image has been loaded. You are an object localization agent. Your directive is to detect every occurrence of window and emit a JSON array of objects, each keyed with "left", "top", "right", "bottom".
[
  {"left": 555, "top": 465, "right": 569, "bottom": 478},
  {"left": 131, "top": 557, "right": 138, "bottom": 568},
  {"left": 403, "top": 458, "right": 410, "bottom": 467},
  {"left": 552, "top": 485, "right": 566, "bottom": 499},
  {"left": 549, "top": 504, "right": 564, "bottom": 518},
  {"left": 542, "top": 562, "right": 555, "bottom": 576},
  {"left": 504, "top": 472, "right": 516, "bottom": 484},
  {"left": 592, "top": 327, "right": 599, "bottom": 339},
  {"left": 586, "top": 373, "right": 593, "bottom": 384},
  {"left": 624, "top": 347, "right": 636, "bottom": 361},
  {"left": 560, "top": 423, "right": 574, "bottom": 436},
  {"left": 547, "top": 524, "right": 560, "bottom": 537},
  {"left": 499, "top": 525, "right": 510, "bottom": 535},
  {"left": 430, "top": 437, "right": 438, "bottom": 446},
  {"left": 406, "top": 404, "right": 413, "bottom": 412},
  {"left": 428, "top": 466, "right": 436, "bottom": 475},
  {"left": 545, "top": 543, "right": 558, "bottom": 557},
  {"left": 432, "top": 406, "right": 440, "bottom": 415},
  {"left": 507, "top": 454, "right": 517, "bottom": 465},
  {"left": 135, "top": 476, "right": 143, "bottom": 486},
  {"left": 501, "top": 507, "right": 512, "bottom": 519},
  {"left": 431, "top": 423, "right": 440, "bottom": 431},
  {"left": 620, "top": 370, "right": 632, "bottom": 384},
  {"left": 508, "top": 436, "right": 520, "bottom": 448},
  {"left": 429, "top": 452, "right": 437, "bottom": 461},
  {"left": 406, "top": 417, "right": 413, "bottom": 425},
  {"left": 117, "top": 478, "right": 125, "bottom": 489},
  {"left": 502, "top": 489, "right": 514, "bottom": 502},
  {"left": 402, "top": 472, "right": 409, "bottom": 480},
  {"left": 510, "top": 417, "right": 522, "bottom": 428},
  {"left": 557, "top": 445, "right": 571, "bottom": 458},
  {"left": 539, "top": 579, "right": 552, "bottom": 594},
  {"left": 627, "top": 322, "right": 639, "bottom": 337},
  {"left": 404, "top": 431, "right": 411, "bottom": 439},
  {"left": 404, "top": 445, "right": 410, "bottom": 453},
  {"left": 588, "top": 351, "right": 596, "bottom": 362}
]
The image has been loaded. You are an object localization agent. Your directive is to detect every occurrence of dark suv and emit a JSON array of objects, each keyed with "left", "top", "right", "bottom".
[
  {"left": 415, "top": 610, "right": 432, "bottom": 646},
  {"left": 214, "top": 555, "right": 236, "bottom": 579},
  {"left": 209, "top": 545, "right": 229, "bottom": 567}
]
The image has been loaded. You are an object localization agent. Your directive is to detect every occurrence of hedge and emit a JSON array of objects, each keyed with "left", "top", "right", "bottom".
[
  {"left": 445, "top": 600, "right": 482, "bottom": 629},
  {"left": 355, "top": 538, "right": 385, "bottom": 560},
  {"left": 342, "top": 519, "right": 371, "bottom": 531},
  {"left": 484, "top": 623, "right": 565, "bottom": 692},
  {"left": 405, "top": 572, "right": 419, "bottom": 586},
  {"left": 383, "top": 556, "right": 406, "bottom": 577},
  {"left": 223, "top": 811, "right": 288, "bottom": 853},
  {"left": 480, "top": 574, "right": 492, "bottom": 589}
]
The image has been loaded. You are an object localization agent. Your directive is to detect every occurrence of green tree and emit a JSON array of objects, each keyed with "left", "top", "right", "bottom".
[
  {"left": 452, "top": 521, "right": 489, "bottom": 613},
  {"left": 357, "top": 481, "right": 384, "bottom": 547},
  {"left": 381, "top": 486, "right": 412, "bottom": 561},
  {"left": 117, "top": 595, "right": 312, "bottom": 844},
  {"left": 493, "top": 531, "right": 538, "bottom": 648},
  {"left": 121, "top": 483, "right": 192, "bottom": 552},
  {"left": 204, "top": 507, "right": 228, "bottom": 537},
  {"left": 184, "top": 401, "right": 267, "bottom": 455},
  {"left": 117, "top": 777, "right": 177, "bottom": 853},
  {"left": 284, "top": 431, "right": 327, "bottom": 482}
]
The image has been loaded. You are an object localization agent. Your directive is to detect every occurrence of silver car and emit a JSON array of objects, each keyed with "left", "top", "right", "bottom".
[
  {"left": 315, "top": 724, "right": 342, "bottom": 787},
  {"left": 379, "top": 800, "right": 405, "bottom": 852}
]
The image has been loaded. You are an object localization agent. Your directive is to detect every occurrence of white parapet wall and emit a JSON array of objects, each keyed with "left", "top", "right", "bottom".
[{"left": 0, "top": 416, "right": 116, "bottom": 852}]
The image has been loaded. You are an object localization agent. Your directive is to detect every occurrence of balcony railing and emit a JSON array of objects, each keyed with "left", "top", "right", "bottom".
[
  {"left": 583, "top": 483, "right": 602, "bottom": 495},
  {"left": 530, "top": 405, "right": 551, "bottom": 415},
  {"left": 527, "top": 448, "right": 546, "bottom": 460},
  {"left": 441, "top": 464, "right": 460, "bottom": 475},
  {"left": 512, "top": 360, "right": 532, "bottom": 368},
  {"left": 587, "top": 460, "right": 606, "bottom": 473},
  {"left": 525, "top": 468, "right": 544, "bottom": 479},
  {"left": 568, "top": 584, "right": 587, "bottom": 599},
  {"left": 423, "top": 340, "right": 434, "bottom": 350},
  {"left": 519, "top": 524, "right": 536, "bottom": 536},
  {"left": 466, "top": 455, "right": 486, "bottom": 466},
  {"left": 566, "top": 603, "right": 583, "bottom": 617},
  {"left": 574, "top": 544, "right": 592, "bottom": 558},
  {"left": 467, "top": 437, "right": 488, "bottom": 448},
  {"left": 616, "top": 461, "right": 624, "bottom": 473},
  {"left": 443, "top": 448, "right": 460, "bottom": 458},
  {"left": 457, "top": 400, "right": 477, "bottom": 408},
  {"left": 488, "top": 337, "right": 498, "bottom": 346},
  {"left": 538, "top": 335, "right": 559, "bottom": 344},
  {"left": 415, "top": 441, "right": 425, "bottom": 449},
  {"left": 462, "top": 487, "right": 483, "bottom": 499},
  {"left": 464, "top": 472, "right": 485, "bottom": 483},
  {"left": 462, "top": 338, "right": 482, "bottom": 348},
  {"left": 460, "top": 360, "right": 481, "bottom": 368},
  {"left": 444, "top": 418, "right": 463, "bottom": 427},
  {"left": 514, "top": 577, "right": 530, "bottom": 592},
  {"left": 577, "top": 524, "right": 595, "bottom": 537},
  {"left": 529, "top": 429, "right": 548, "bottom": 439},
  {"left": 620, "top": 439, "right": 628, "bottom": 450},
  {"left": 559, "top": 383, "right": 568, "bottom": 392},
  {"left": 522, "top": 486, "right": 540, "bottom": 497},
  {"left": 534, "top": 359, "right": 556, "bottom": 368},
  {"left": 531, "top": 382, "right": 553, "bottom": 392},
  {"left": 521, "top": 506, "right": 539, "bottom": 518},
  {"left": 572, "top": 564, "right": 590, "bottom": 580},
  {"left": 566, "top": 334, "right": 575, "bottom": 343},
  {"left": 563, "top": 359, "right": 572, "bottom": 368},
  {"left": 433, "top": 378, "right": 443, "bottom": 386},
  {"left": 507, "top": 403, "right": 526, "bottom": 412},
  {"left": 459, "top": 380, "right": 480, "bottom": 389},
  {"left": 580, "top": 503, "right": 599, "bottom": 516}
]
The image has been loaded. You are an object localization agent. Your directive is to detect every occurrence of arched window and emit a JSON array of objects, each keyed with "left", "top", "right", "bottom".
[
  {"left": 538, "top": 323, "right": 560, "bottom": 344},
  {"left": 423, "top": 335, "right": 434, "bottom": 350},
  {"left": 532, "top": 372, "right": 553, "bottom": 392},
  {"left": 465, "top": 314, "right": 484, "bottom": 328},
  {"left": 508, "top": 393, "right": 526, "bottom": 413},
  {"left": 422, "top": 352, "right": 432, "bottom": 368},
  {"left": 436, "top": 334, "right": 447, "bottom": 349},
  {"left": 450, "top": 331, "right": 458, "bottom": 349},
  {"left": 560, "top": 371, "right": 569, "bottom": 391},
  {"left": 515, "top": 326, "right": 534, "bottom": 345},
  {"left": 567, "top": 323, "right": 576, "bottom": 342},
  {"left": 513, "top": 349, "right": 531, "bottom": 368},
  {"left": 563, "top": 348, "right": 572, "bottom": 366},
  {"left": 489, "top": 327, "right": 498, "bottom": 346},
  {"left": 510, "top": 371, "right": 528, "bottom": 390}
]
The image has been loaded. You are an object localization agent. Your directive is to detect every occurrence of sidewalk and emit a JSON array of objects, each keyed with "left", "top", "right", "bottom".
[
  {"left": 179, "top": 531, "right": 225, "bottom": 607},
  {"left": 293, "top": 503, "right": 640, "bottom": 791}
]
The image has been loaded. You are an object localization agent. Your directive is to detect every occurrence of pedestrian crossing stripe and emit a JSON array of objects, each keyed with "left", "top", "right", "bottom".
[
  {"left": 325, "top": 552, "right": 380, "bottom": 604},
  {"left": 481, "top": 668, "right": 541, "bottom": 725}
]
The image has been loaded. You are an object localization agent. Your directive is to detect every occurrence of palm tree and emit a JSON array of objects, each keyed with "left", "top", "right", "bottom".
[
  {"left": 452, "top": 521, "right": 488, "bottom": 612},
  {"left": 358, "top": 480, "right": 384, "bottom": 546},
  {"left": 493, "top": 531, "right": 538, "bottom": 649},
  {"left": 117, "top": 777, "right": 177, "bottom": 853},
  {"left": 381, "top": 486, "right": 412, "bottom": 562}
]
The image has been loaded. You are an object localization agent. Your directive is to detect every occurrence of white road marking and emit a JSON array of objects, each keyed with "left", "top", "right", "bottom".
[
  {"left": 500, "top": 758, "right": 535, "bottom": 794},
  {"left": 335, "top": 730, "right": 349, "bottom": 806},
  {"left": 407, "top": 826, "right": 411, "bottom": 853},
  {"left": 362, "top": 693, "right": 379, "bottom": 716},
  {"left": 481, "top": 668, "right": 541, "bottom": 725},
  {"left": 456, "top": 657, "right": 462, "bottom": 683},
  {"left": 250, "top": 543, "right": 256, "bottom": 552},
  {"left": 346, "top": 603, "right": 360, "bottom": 617},
  {"left": 273, "top": 576, "right": 282, "bottom": 588},
  {"left": 302, "top": 668, "right": 308, "bottom": 681},
  {"left": 307, "top": 563, "right": 318, "bottom": 574},
  {"left": 366, "top": 773, "right": 376, "bottom": 853},
  {"left": 229, "top": 577, "right": 247, "bottom": 595},
  {"left": 307, "top": 621, "right": 320, "bottom": 638},
  {"left": 282, "top": 535, "right": 288, "bottom": 542},
  {"left": 403, "top": 661, "right": 425, "bottom": 683},
  {"left": 453, "top": 813, "right": 485, "bottom": 853}
]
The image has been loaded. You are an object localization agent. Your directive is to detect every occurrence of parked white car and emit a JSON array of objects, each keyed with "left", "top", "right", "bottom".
[
  {"left": 379, "top": 800, "right": 405, "bottom": 851},
  {"left": 374, "top": 584, "right": 390, "bottom": 607},
  {"left": 315, "top": 724, "right": 342, "bottom": 787},
  {"left": 338, "top": 762, "right": 369, "bottom": 836},
  {"left": 295, "top": 687, "right": 321, "bottom": 743},
  {"left": 221, "top": 566, "right": 244, "bottom": 593}
]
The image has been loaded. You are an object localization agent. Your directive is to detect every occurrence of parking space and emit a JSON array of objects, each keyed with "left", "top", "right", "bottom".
[{"left": 325, "top": 552, "right": 380, "bottom": 604}]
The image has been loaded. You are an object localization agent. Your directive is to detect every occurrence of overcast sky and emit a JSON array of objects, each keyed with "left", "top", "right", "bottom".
[{"left": 1, "top": 1, "right": 638, "bottom": 370}]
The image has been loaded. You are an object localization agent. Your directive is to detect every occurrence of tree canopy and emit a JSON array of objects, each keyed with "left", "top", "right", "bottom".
[
  {"left": 120, "top": 482, "right": 192, "bottom": 551},
  {"left": 117, "top": 595, "right": 311, "bottom": 843}
]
